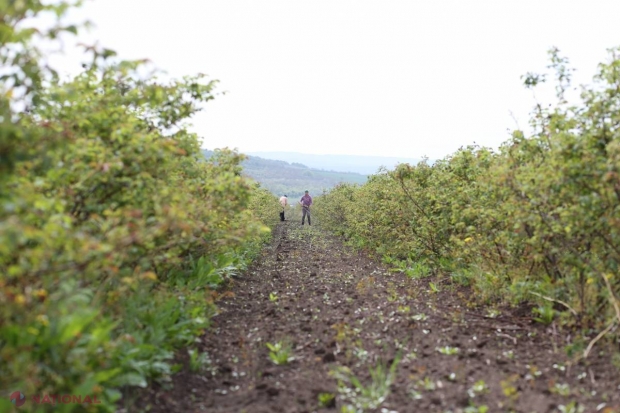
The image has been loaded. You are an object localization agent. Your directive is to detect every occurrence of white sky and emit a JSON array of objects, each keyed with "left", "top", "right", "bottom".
[{"left": 57, "top": 0, "right": 620, "bottom": 159}]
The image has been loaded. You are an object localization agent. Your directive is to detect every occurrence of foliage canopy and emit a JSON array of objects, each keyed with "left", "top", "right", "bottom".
[
  {"left": 0, "top": 1, "right": 279, "bottom": 410},
  {"left": 316, "top": 47, "right": 620, "bottom": 340}
]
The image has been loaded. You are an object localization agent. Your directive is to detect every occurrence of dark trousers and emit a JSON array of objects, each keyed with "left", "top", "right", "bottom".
[{"left": 301, "top": 207, "right": 311, "bottom": 225}]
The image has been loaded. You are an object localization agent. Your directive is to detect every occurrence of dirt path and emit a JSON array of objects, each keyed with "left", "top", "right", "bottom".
[{"left": 128, "top": 221, "right": 620, "bottom": 413}]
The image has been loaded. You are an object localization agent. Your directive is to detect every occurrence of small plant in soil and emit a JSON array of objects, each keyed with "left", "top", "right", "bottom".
[
  {"left": 553, "top": 363, "right": 566, "bottom": 372},
  {"left": 451, "top": 268, "right": 473, "bottom": 286},
  {"left": 558, "top": 401, "right": 585, "bottom": 413},
  {"left": 187, "top": 349, "right": 214, "bottom": 374},
  {"left": 333, "top": 322, "right": 356, "bottom": 346},
  {"left": 533, "top": 304, "right": 555, "bottom": 325},
  {"left": 500, "top": 375, "right": 520, "bottom": 406},
  {"left": 397, "top": 305, "right": 410, "bottom": 314},
  {"left": 436, "top": 346, "right": 459, "bottom": 355},
  {"left": 266, "top": 341, "right": 294, "bottom": 365},
  {"left": 464, "top": 404, "right": 489, "bottom": 413},
  {"left": 386, "top": 282, "right": 399, "bottom": 302},
  {"left": 269, "top": 292, "right": 278, "bottom": 302},
  {"left": 404, "top": 350, "right": 417, "bottom": 361},
  {"left": 411, "top": 313, "right": 427, "bottom": 321},
  {"left": 468, "top": 380, "right": 489, "bottom": 398},
  {"left": 317, "top": 392, "right": 336, "bottom": 408},
  {"left": 354, "top": 347, "right": 369, "bottom": 362},
  {"left": 486, "top": 308, "right": 501, "bottom": 318},
  {"left": 551, "top": 382, "right": 572, "bottom": 396},
  {"left": 524, "top": 364, "right": 542, "bottom": 381},
  {"left": 408, "top": 388, "right": 423, "bottom": 400},
  {"left": 330, "top": 356, "right": 400, "bottom": 412},
  {"left": 393, "top": 338, "right": 407, "bottom": 351},
  {"left": 356, "top": 277, "right": 376, "bottom": 294},
  {"left": 564, "top": 338, "right": 586, "bottom": 358},
  {"left": 418, "top": 376, "right": 436, "bottom": 391},
  {"left": 404, "top": 261, "right": 430, "bottom": 279},
  {"left": 428, "top": 282, "right": 440, "bottom": 293}
]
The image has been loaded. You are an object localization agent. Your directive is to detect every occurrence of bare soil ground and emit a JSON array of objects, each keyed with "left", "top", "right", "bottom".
[{"left": 124, "top": 220, "right": 620, "bottom": 413}]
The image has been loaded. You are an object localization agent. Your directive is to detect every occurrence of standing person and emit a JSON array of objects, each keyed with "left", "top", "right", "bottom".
[
  {"left": 279, "top": 194, "right": 288, "bottom": 221},
  {"left": 299, "top": 190, "right": 312, "bottom": 226}
]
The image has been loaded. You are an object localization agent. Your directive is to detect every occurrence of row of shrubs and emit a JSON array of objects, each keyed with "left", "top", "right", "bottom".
[
  {"left": 315, "top": 48, "right": 620, "bottom": 346},
  {"left": 1, "top": 2, "right": 279, "bottom": 411}
]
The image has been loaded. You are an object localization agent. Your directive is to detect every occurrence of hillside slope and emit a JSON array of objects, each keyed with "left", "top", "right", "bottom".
[
  {"left": 247, "top": 151, "right": 425, "bottom": 175},
  {"left": 203, "top": 150, "right": 367, "bottom": 198}
]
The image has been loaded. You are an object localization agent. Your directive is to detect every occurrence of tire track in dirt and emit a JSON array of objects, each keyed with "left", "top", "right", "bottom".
[{"left": 129, "top": 221, "right": 620, "bottom": 413}]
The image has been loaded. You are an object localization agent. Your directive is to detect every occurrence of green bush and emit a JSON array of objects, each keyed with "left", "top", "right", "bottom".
[
  {"left": 0, "top": 2, "right": 278, "bottom": 411},
  {"left": 316, "top": 47, "right": 620, "bottom": 337}
]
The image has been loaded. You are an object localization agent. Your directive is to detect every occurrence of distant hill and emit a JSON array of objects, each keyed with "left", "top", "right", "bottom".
[
  {"left": 202, "top": 150, "right": 367, "bottom": 198},
  {"left": 246, "top": 151, "right": 425, "bottom": 175}
]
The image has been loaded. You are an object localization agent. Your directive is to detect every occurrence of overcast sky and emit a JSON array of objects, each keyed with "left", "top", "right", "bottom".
[{"left": 59, "top": 0, "right": 620, "bottom": 160}]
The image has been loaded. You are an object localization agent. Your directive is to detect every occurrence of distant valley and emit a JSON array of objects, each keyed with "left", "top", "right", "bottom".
[
  {"left": 202, "top": 150, "right": 369, "bottom": 198},
  {"left": 203, "top": 150, "right": 425, "bottom": 198},
  {"left": 247, "top": 151, "right": 425, "bottom": 175}
]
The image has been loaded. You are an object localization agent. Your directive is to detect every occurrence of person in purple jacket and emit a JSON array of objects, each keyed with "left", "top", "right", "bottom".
[{"left": 299, "top": 190, "right": 312, "bottom": 226}]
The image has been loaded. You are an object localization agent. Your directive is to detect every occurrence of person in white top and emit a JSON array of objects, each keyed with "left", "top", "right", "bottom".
[{"left": 279, "top": 194, "right": 288, "bottom": 221}]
